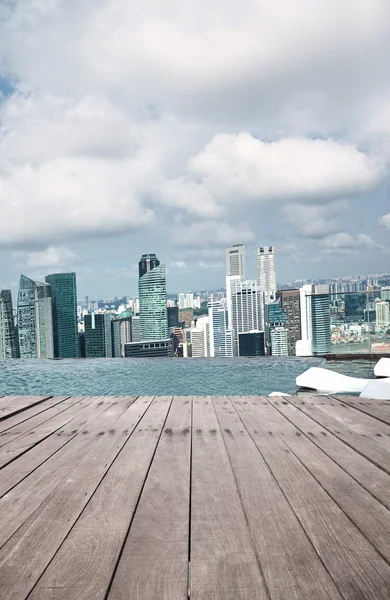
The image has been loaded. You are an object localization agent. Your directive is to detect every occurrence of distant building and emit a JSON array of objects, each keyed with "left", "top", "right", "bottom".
[
  {"left": 171, "top": 327, "right": 186, "bottom": 353},
  {"left": 111, "top": 319, "right": 122, "bottom": 357},
  {"left": 208, "top": 297, "right": 234, "bottom": 357},
  {"left": 257, "top": 246, "right": 277, "bottom": 304},
  {"left": 45, "top": 272, "right": 78, "bottom": 358},
  {"left": 168, "top": 305, "right": 179, "bottom": 328},
  {"left": 297, "top": 285, "right": 331, "bottom": 356},
  {"left": 84, "top": 313, "right": 112, "bottom": 358},
  {"left": 270, "top": 327, "right": 289, "bottom": 357},
  {"left": 131, "top": 315, "right": 141, "bottom": 342},
  {"left": 17, "top": 275, "right": 54, "bottom": 359},
  {"left": 0, "top": 290, "right": 19, "bottom": 358},
  {"left": 124, "top": 338, "right": 173, "bottom": 357},
  {"left": 231, "top": 280, "right": 264, "bottom": 355},
  {"left": 265, "top": 299, "right": 287, "bottom": 355},
  {"left": 238, "top": 331, "right": 265, "bottom": 357},
  {"left": 276, "top": 289, "right": 301, "bottom": 356},
  {"left": 381, "top": 287, "right": 390, "bottom": 301},
  {"left": 138, "top": 254, "right": 168, "bottom": 341},
  {"left": 190, "top": 316, "right": 210, "bottom": 357},
  {"left": 375, "top": 301, "right": 390, "bottom": 329},
  {"left": 226, "top": 244, "right": 246, "bottom": 279}
]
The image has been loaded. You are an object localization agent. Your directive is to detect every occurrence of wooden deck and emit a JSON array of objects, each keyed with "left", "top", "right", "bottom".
[{"left": 0, "top": 394, "right": 390, "bottom": 599}]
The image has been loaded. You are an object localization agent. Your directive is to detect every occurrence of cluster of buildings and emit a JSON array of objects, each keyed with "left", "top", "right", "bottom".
[{"left": 2, "top": 248, "right": 390, "bottom": 360}]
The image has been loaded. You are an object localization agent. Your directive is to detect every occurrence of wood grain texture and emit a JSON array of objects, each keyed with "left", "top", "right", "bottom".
[
  {"left": 231, "top": 396, "right": 390, "bottom": 600},
  {"left": 335, "top": 395, "right": 390, "bottom": 426},
  {"left": 0, "top": 396, "right": 52, "bottom": 421},
  {"left": 108, "top": 396, "right": 189, "bottom": 600},
  {"left": 190, "top": 397, "right": 269, "bottom": 600},
  {"left": 29, "top": 396, "right": 166, "bottom": 600},
  {"left": 213, "top": 396, "right": 342, "bottom": 600},
  {"left": 287, "top": 395, "right": 390, "bottom": 474},
  {"left": 0, "top": 396, "right": 71, "bottom": 435},
  {"left": 0, "top": 397, "right": 145, "bottom": 599}
]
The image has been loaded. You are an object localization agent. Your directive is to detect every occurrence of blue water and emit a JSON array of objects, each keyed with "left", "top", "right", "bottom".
[{"left": 0, "top": 357, "right": 328, "bottom": 396}]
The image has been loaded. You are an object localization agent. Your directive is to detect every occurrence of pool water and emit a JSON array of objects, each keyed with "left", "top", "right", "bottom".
[{"left": 0, "top": 357, "right": 376, "bottom": 397}]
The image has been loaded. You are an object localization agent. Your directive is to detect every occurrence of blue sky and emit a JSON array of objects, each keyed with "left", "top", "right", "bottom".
[{"left": 0, "top": 0, "right": 389, "bottom": 298}]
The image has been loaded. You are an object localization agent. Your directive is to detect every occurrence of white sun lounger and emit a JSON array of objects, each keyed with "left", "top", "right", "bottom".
[
  {"left": 374, "top": 357, "right": 390, "bottom": 378},
  {"left": 359, "top": 378, "right": 390, "bottom": 400},
  {"left": 296, "top": 367, "right": 369, "bottom": 394}
]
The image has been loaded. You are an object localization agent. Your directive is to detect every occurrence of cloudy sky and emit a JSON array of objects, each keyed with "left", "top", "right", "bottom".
[{"left": 1, "top": 0, "right": 390, "bottom": 298}]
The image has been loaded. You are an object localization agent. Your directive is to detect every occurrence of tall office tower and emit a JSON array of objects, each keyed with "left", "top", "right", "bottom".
[
  {"left": 84, "top": 313, "right": 113, "bottom": 358},
  {"left": 226, "top": 244, "right": 246, "bottom": 279},
  {"left": 168, "top": 305, "right": 179, "bottom": 328},
  {"left": 45, "top": 273, "right": 78, "bottom": 358},
  {"left": 120, "top": 318, "right": 132, "bottom": 356},
  {"left": 375, "top": 301, "right": 390, "bottom": 329},
  {"left": 208, "top": 297, "right": 234, "bottom": 357},
  {"left": 276, "top": 289, "right": 301, "bottom": 356},
  {"left": 138, "top": 254, "right": 168, "bottom": 341},
  {"left": 0, "top": 290, "right": 19, "bottom": 358},
  {"left": 257, "top": 246, "right": 277, "bottom": 304},
  {"left": 17, "top": 275, "right": 54, "bottom": 358},
  {"left": 131, "top": 315, "right": 142, "bottom": 342},
  {"left": 297, "top": 284, "right": 331, "bottom": 356},
  {"left": 226, "top": 244, "right": 246, "bottom": 329},
  {"left": 111, "top": 319, "right": 122, "bottom": 357},
  {"left": 178, "top": 293, "right": 186, "bottom": 310},
  {"left": 381, "top": 287, "right": 390, "bottom": 301},
  {"left": 264, "top": 299, "right": 287, "bottom": 356},
  {"left": 35, "top": 282, "right": 54, "bottom": 359},
  {"left": 139, "top": 253, "right": 160, "bottom": 278},
  {"left": 270, "top": 327, "right": 289, "bottom": 357},
  {"left": 238, "top": 331, "right": 265, "bottom": 356},
  {"left": 190, "top": 316, "right": 210, "bottom": 357},
  {"left": 231, "top": 280, "right": 264, "bottom": 354}
]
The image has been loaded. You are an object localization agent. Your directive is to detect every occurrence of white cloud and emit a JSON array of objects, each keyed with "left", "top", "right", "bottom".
[
  {"left": 321, "top": 232, "right": 382, "bottom": 253},
  {"left": 15, "top": 245, "right": 77, "bottom": 269},
  {"left": 170, "top": 261, "right": 188, "bottom": 269},
  {"left": 380, "top": 214, "right": 390, "bottom": 230},
  {"left": 174, "top": 220, "right": 255, "bottom": 248},
  {"left": 282, "top": 201, "right": 349, "bottom": 238}
]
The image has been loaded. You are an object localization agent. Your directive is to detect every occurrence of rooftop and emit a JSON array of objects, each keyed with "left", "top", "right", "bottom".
[{"left": 0, "top": 393, "right": 390, "bottom": 598}]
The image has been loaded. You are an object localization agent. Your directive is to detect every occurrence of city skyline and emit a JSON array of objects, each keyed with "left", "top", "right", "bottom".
[{"left": 1, "top": 3, "right": 390, "bottom": 296}]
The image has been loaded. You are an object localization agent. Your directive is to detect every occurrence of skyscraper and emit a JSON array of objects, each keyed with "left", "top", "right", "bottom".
[
  {"left": 190, "top": 316, "right": 210, "bottom": 357},
  {"left": 208, "top": 297, "right": 234, "bottom": 357},
  {"left": 225, "top": 244, "right": 246, "bottom": 279},
  {"left": 45, "top": 273, "right": 78, "bottom": 358},
  {"left": 270, "top": 327, "right": 289, "bottom": 356},
  {"left": 257, "top": 246, "right": 277, "bottom": 304},
  {"left": 264, "top": 299, "right": 287, "bottom": 355},
  {"left": 231, "top": 279, "right": 264, "bottom": 354},
  {"left": 138, "top": 254, "right": 168, "bottom": 341},
  {"left": 139, "top": 253, "right": 160, "bottom": 278},
  {"left": 0, "top": 290, "right": 19, "bottom": 358},
  {"left": 297, "top": 284, "right": 331, "bottom": 356},
  {"left": 84, "top": 313, "right": 113, "bottom": 358},
  {"left": 376, "top": 301, "right": 390, "bottom": 329},
  {"left": 17, "top": 275, "right": 54, "bottom": 358},
  {"left": 276, "top": 289, "right": 301, "bottom": 356}
]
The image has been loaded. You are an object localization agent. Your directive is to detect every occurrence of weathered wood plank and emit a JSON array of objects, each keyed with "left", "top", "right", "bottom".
[
  {"left": 0, "top": 396, "right": 82, "bottom": 449},
  {"left": 231, "top": 396, "right": 390, "bottom": 600},
  {"left": 0, "top": 396, "right": 71, "bottom": 435},
  {"left": 335, "top": 395, "right": 390, "bottom": 426},
  {"left": 0, "top": 398, "right": 131, "bottom": 547},
  {"left": 260, "top": 397, "right": 390, "bottom": 563},
  {"left": 265, "top": 396, "right": 390, "bottom": 510},
  {"left": 213, "top": 396, "right": 342, "bottom": 600},
  {"left": 29, "top": 396, "right": 171, "bottom": 600},
  {"left": 0, "top": 396, "right": 53, "bottom": 421},
  {"left": 0, "top": 395, "right": 92, "bottom": 469},
  {"left": 301, "top": 394, "right": 390, "bottom": 447},
  {"left": 190, "top": 397, "right": 269, "bottom": 600},
  {"left": 0, "top": 396, "right": 152, "bottom": 599},
  {"left": 287, "top": 395, "right": 390, "bottom": 474},
  {"left": 107, "top": 396, "right": 189, "bottom": 600}
]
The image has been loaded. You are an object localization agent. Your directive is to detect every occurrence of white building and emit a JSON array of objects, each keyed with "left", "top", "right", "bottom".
[
  {"left": 231, "top": 280, "right": 264, "bottom": 355},
  {"left": 381, "top": 287, "right": 390, "bottom": 301},
  {"left": 296, "top": 284, "right": 331, "bottom": 356},
  {"left": 226, "top": 244, "right": 246, "bottom": 279},
  {"left": 270, "top": 327, "right": 289, "bottom": 357},
  {"left": 178, "top": 292, "right": 195, "bottom": 309},
  {"left": 190, "top": 315, "right": 210, "bottom": 357},
  {"left": 208, "top": 297, "right": 234, "bottom": 357},
  {"left": 376, "top": 301, "right": 390, "bottom": 329},
  {"left": 257, "top": 246, "right": 277, "bottom": 304}
]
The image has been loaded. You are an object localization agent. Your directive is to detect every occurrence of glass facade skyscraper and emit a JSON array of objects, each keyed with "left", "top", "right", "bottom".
[
  {"left": 84, "top": 313, "right": 113, "bottom": 358},
  {"left": 138, "top": 256, "right": 168, "bottom": 341},
  {"left": 45, "top": 273, "right": 78, "bottom": 358},
  {"left": 17, "top": 275, "right": 54, "bottom": 358},
  {"left": 138, "top": 253, "right": 160, "bottom": 279},
  {"left": 0, "top": 290, "right": 19, "bottom": 358}
]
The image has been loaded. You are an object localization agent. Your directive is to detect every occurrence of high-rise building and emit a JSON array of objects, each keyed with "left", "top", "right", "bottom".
[
  {"left": 45, "top": 273, "right": 78, "bottom": 358},
  {"left": 111, "top": 319, "right": 122, "bottom": 357},
  {"left": 17, "top": 275, "right": 54, "bottom": 358},
  {"left": 168, "top": 305, "right": 179, "bottom": 328},
  {"left": 190, "top": 316, "right": 210, "bottom": 357},
  {"left": 84, "top": 313, "right": 113, "bottom": 358},
  {"left": 231, "top": 279, "right": 264, "bottom": 354},
  {"left": 257, "top": 246, "right": 277, "bottom": 304},
  {"left": 297, "top": 284, "right": 331, "bottom": 356},
  {"left": 276, "top": 289, "right": 301, "bottom": 356},
  {"left": 265, "top": 299, "right": 287, "bottom": 355},
  {"left": 138, "top": 253, "right": 160, "bottom": 278},
  {"left": 208, "top": 297, "right": 234, "bottom": 357},
  {"left": 238, "top": 331, "right": 265, "bottom": 357},
  {"left": 226, "top": 244, "right": 246, "bottom": 279},
  {"left": 131, "top": 315, "right": 141, "bottom": 342},
  {"left": 381, "top": 287, "right": 390, "bottom": 301},
  {"left": 138, "top": 255, "right": 168, "bottom": 342},
  {"left": 270, "top": 327, "right": 289, "bottom": 357},
  {"left": 375, "top": 301, "right": 390, "bottom": 329},
  {"left": 0, "top": 290, "right": 19, "bottom": 358}
]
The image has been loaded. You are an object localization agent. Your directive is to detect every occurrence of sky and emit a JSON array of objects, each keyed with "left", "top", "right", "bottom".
[{"left": 0, "top": 0, "right": 390, "bottom": 298}]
